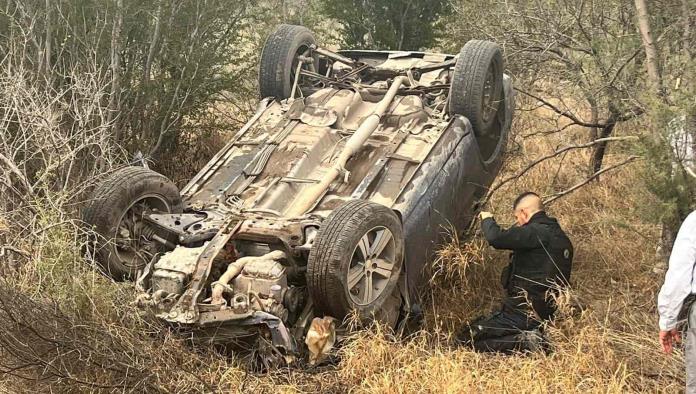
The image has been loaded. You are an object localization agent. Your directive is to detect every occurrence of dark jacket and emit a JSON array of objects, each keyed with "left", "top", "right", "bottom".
[{"left": 481, "top": 211, "right": 573, "bottom": 320}]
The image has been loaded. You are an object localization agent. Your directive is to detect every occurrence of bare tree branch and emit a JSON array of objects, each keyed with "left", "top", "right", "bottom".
[
  {"left": 0, "top": 245, "right": 30, "bottom": 258},
  {"left": 515, "top": 87, "right": 644, "bottom": 128},
  {"left": 483, "top": 136, "right": 639, "bottom": 205},
  {"left": 0, "top": 152, "right": 34, "bottom": 195},
  {"left": 544, "top": 156, "right": 641, "bottom": 205}
]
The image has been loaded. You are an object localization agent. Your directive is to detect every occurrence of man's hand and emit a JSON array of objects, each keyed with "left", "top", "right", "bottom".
[
  {"left": 479, "top": 211, "right": 494, "bottom": 220},
  {"left": 659, "top": 328, "right": 681, "bottom": 354}
]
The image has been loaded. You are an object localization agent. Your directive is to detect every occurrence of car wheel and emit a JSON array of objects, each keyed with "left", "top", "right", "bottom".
[
  {"left": 83, "top": 166, "right": 182, "bottom": 280},
  {"left": 307, "top": 200, "right": 404, "bottom": 325},
  {"left": 448, "top": 40, "right": 504, "bottom": 136},
  {"left": 259, "top": 24, "right": 317, "bottom": 100}
]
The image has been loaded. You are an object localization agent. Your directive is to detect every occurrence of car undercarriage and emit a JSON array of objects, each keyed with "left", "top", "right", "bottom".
[{"left": 83, "top": 24, "right": 514, "bottom": 366}]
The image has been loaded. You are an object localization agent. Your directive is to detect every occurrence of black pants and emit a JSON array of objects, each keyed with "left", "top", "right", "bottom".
[{"left": 456, "top": 307, "right": 544, "bottom": 354}]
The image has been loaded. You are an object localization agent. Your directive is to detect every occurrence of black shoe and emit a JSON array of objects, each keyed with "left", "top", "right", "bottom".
[
  {"left": 514, "top": 328, "right": 552, "bottom": 354},
  {"left": 454, "top": 323, "right": 483, "bottom": 346}
]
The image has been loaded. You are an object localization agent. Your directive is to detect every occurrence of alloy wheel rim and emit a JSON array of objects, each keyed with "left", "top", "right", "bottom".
[{"left": 347, "top": 226, "right": 397, "bottom": 306}]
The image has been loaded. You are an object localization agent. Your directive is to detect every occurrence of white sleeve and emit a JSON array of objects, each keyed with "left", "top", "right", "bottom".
[{"left": 658, "top": 211, "right": 696, "bottom": 330}]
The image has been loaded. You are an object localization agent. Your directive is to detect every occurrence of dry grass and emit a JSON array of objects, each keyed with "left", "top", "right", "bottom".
[
  {"left": 316, "top": 109, "right": 682, "bottom": 393},
  {"left": 0, "top": 96, "right": 685, "bottom": 393}
]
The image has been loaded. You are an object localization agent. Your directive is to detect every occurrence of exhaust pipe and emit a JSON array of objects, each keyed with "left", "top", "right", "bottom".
[{"left": 286, "top": 76, "right": 407, "bottom": 217}]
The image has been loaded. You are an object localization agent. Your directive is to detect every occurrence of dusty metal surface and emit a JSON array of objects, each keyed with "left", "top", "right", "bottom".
[
  {"left": 182, "top": 53, "right": 457, "bottom": 218},
  {"left": 395, "top": 76, "right": 514, "bottom": 300}
]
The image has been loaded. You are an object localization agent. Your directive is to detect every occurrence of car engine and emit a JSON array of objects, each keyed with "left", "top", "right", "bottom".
[
  {"left": 230, "top": 257, "right": 289, "bottom": 320},
  {"left": 141, "top": 246, "right": 298, "bottom": 324}
]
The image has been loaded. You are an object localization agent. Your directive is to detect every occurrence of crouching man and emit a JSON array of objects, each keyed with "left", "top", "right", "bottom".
[{"left": 456, "top": 192, "right": 573, "bottom": 353}]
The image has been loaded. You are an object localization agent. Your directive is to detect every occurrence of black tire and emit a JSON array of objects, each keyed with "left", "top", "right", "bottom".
[
  {"left": 82, "top": 166, "right": 182, "bottom": 280},
  {"left": 259, "top": 24, "right": 317, "bottom": 100},
  {"left": 307, "top": 200, "right": 404, "bottom": 322},
  {"left": 448, "top": 40, "right": 504, "bottom": 136}
]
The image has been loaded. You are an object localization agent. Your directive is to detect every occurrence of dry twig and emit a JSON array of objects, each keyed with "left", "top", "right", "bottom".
[
  {"left": 544, "top": 156, "right": 641, "bottom": 205},
  {"left": 481, "top": 136, "right": 639, "bottom": 207}
]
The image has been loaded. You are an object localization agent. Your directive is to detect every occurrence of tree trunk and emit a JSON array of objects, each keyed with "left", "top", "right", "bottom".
[
  {"left": 634, "top": 0, "right": 662, "bottom": 93},
  {"left": 584, "top": 93, "right": 599, "bottom": 141},
  {"left": 143, "top": 1, "right": 162, "bottom": 86},
  {"left": 44, "top": 0, "right": 51, "bottom": 83},
  {"left": 138, "top": 0, "right": 163, "bottom": 141},
  {"left": 589, "top": 105, "right": 599, "bottom": 140},
  {"left": 683, "top": 0, "right": 692, "bottom": 62},
  {"left": 590, "top": 109, "right": 619, "bottom": 176},
  {"left": 397, "top": 0, "right": 413, "bottom": 50},
  {"left": 107, "top": 0, "right": 124, "bottom": 143},
  {"left": 590, "top": 123, "right": 616, "bottom": 176}
]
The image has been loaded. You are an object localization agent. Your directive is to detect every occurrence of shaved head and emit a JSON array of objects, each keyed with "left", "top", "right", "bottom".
[
  {"left": 512, "top": 192, "right": 544, "bottom": 225},
  {"left": 514, "top": 192, "right": 544, "bottom": 211}
]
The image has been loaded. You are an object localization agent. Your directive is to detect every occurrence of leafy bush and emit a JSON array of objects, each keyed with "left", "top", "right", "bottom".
[{"left": 0, "top": 0, "right": 253, "bottom": 158}]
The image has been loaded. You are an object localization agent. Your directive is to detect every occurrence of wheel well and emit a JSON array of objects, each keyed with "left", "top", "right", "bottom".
[{"left": 391, "top": 208, "right": 404, "bottom": 225}]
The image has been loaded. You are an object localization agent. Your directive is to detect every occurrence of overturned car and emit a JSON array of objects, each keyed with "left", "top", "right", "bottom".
[{"left": 83, "top": 25, "right": 513, "bottom": 362}]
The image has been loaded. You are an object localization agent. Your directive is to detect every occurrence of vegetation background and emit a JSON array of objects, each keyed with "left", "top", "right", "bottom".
[{"left": 0, "top": 0, "right": 694, "bottom": 392}]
